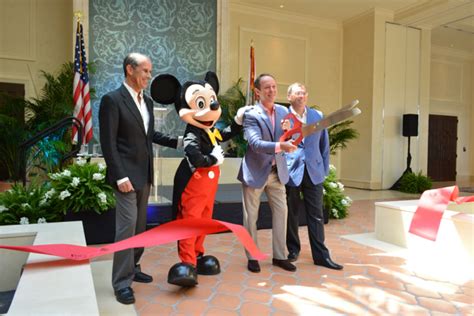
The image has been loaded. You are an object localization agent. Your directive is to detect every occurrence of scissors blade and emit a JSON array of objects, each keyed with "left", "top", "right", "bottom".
[{"left": 301, "top": 103, "right": 361, "bottom": 137}]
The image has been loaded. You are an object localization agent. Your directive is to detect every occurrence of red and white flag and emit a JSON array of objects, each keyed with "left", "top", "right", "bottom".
[
  {"left": 72, "top": 21, "right": 92, "bottom": 144},
  {"left": 245, "top": 41, "right": 256, "bottom": 105}
]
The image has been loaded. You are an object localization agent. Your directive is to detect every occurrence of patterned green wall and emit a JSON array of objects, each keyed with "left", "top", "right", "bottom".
[{"left": 89, "top": 0, "right": 217, "bottom": 157}]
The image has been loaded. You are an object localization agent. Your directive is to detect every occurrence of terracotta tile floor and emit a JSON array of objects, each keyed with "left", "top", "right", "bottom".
[{"left": 131, "top": 194, "right": 474, "bottom": 315}]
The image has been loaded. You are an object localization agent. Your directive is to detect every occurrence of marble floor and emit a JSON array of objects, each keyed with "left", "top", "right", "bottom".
[{"left": 91, "top": 184, "right": 474, "bottom": 315}]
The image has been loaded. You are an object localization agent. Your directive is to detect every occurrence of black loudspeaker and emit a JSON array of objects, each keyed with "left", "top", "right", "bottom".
[{"left": 403, "top": 114, "right": 418, "bottom": 137}]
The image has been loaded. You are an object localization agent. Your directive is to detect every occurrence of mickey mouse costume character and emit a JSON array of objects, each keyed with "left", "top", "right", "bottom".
[{"left": 151, "top": 71, "right": 244, "bottom": 287}]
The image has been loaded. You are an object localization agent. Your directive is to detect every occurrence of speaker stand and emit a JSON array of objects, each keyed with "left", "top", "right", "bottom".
[{"left": 390, "top": 136, "right": 413, "bottom": 190}]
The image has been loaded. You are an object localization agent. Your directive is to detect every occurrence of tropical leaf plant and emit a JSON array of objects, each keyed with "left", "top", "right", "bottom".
[
  {"left": 217, "top": 79, "right": 248, "bottom": 157},
  {"left": 327, "top": 120, "right": 359, "bottom": 155}
]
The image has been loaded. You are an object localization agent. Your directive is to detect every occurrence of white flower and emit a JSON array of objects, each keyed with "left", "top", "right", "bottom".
[
  {"left": 0, "top": 205, "right": 8, "bottom": 213},
  {"left": 29, "top": 192, "right": 34, "bottom": 196},
  {"left": 37, "top": 217, "right": 47, "bottom": 224},
  {"left": 337, "top": 182, "right": 344, "bottom": 191},
  {"left": 20, "top": 217, "right": 29, "bottom": 225},
  {"left": 331, "top": 208, "right": 339, "bottom": 218},
  {"left": 341, "top": 199, "right": 348, "bottom": 206},
  {"left": 346, "top": 196, "right": 353, "bottom": 203},
  {"left": 49, "top": 173, "right": 61, "bottom": 180},
  {"left": 71, "top": 177, "right": 81, "bottom": 187},
  {"left": 76, "top": 157, "right": 87, "bottom": 166},
  {"left": 59, "top": 190, "right": 71, "bottom": 200},
  {"left": 323, "top": 188, "right": 326, "bottom": 195},
  {"left": 39, "top": 198, "right": 47, "bottom": 206},
  {"left": 329, "top": 164, "right": 336, "bottom": 171},
  {"left": 329, "top": 182, "right": 338, "bottom": 188},
  {"left": 93, "top": 173, "right": 105, "bottom": 181},
  {"left": 98, "top": 163, "right": 106, "bottom": 171},
  {"left": 98, "top": 192, "right": 107, "bottom": 204},
  {"left": 45, "top": 188, "right": 55, "bottom": 199},
  {"left": 22, "top": 203, "right": 30, "bottom": 209},
  {"left": 61, "top": 169, "right": 71, "bottom": 177}
]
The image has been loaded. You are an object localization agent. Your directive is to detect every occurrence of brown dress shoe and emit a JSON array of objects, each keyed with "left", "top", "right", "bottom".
[{"left": 272, "top": 258, "right": 297, "bottom": 271}]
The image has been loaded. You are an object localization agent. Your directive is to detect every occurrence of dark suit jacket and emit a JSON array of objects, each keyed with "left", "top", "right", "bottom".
[{"left": 99, "top": 84, "right": 177, "bottom": 191}]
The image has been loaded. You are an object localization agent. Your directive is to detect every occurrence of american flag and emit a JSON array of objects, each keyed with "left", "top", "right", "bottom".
[
  {"left": 245, "top": 41, "right": 256, "bottom": 105},
  {"left": 72, "top": 21, "right": 92, "bottom": 144}
]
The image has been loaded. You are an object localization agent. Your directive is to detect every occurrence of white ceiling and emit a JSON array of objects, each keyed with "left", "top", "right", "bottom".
[
  {"left": 231, "top": 0, "right": 474, "bottom": 33},
  {"left": 231, "top": 0, "right": 429, "bottom": 21},
  {"left": 231, "top": 0, "right": 474, "bottom": 52}
]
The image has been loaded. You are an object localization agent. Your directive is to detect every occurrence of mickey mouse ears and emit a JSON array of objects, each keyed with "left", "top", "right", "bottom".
[{"left": 150, "top": 74, "right": 181, "bottom": 105}]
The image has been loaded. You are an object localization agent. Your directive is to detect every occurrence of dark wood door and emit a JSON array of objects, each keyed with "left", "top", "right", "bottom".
[
  {"left": 428, "top": 115, "right": 457, "bottom": 181},
  {"left": 0, "top": 82, "right": 26, "bottom": 180}
]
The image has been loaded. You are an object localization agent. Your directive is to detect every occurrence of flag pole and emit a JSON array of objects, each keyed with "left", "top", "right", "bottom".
[{"left": 246, "top": 40, "right": 255, "bottom": 106}]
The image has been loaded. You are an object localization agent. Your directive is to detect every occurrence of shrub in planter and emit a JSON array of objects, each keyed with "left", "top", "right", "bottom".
[
  {"left": 399, "top": 171, "right": 432, "bottom": 194},
  {"left": 48, "top": 157, "right": 115, "bottom": 215},
  {"left": 48, "top": 157, "right": 116, "bottom": 244},
  {"left": 323, "top": 165, "right": 352, "bottom": 219},
  {"left": 0, "top": 182, "right": 62, "bottom": 225}
]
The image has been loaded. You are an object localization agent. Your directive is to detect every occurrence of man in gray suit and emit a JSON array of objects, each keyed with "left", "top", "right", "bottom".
[
  {"left": 99, "top": 53, "right": 180, "bottom": 304},
  {"left": 238, "top": 73, "right": 297, "bottom": 273}
]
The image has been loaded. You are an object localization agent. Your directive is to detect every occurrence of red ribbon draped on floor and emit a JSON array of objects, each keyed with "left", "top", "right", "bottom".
[
  {"left": 409, "top": 186, "right": 474, "bottom": 241},
  {"left": 0, "top": 218, "right": 267, "bottom": 261}
]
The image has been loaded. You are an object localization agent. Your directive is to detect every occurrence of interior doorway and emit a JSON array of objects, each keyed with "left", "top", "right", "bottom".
[
  {"left": 427, "top": 114, "right": 458, "bottom": 181},
  {"left": 0, "top": 82, "right": 26, "bottom": 179}
]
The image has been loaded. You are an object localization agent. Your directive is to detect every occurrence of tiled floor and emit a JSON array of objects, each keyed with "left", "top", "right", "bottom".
[{"left": 120, "top": 186, "right": 474, "bottom": 315}]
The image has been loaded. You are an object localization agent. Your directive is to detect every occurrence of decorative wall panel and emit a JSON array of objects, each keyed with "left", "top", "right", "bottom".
[{"left": 90, "top": 0, "right": 216, "bottom": 156}]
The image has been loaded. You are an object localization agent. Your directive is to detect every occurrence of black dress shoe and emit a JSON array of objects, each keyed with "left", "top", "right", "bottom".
[
  {"left": 247, "top": 260, "right": 261, "bottom": 273},
  {"left": 314, "top": 257, "right": 343, "bottom": 270},
  {"left": 272, "top": 258, "right": 297, "bottom": 272},
  {"left": 115, "top": 287, "right": 135, "bottom": 305},
  {"left": 287, "top": 252, "right": 299, "bottom": 262},
  {"left": 133, "top": 271, "right": 153, "bottom": 283}
]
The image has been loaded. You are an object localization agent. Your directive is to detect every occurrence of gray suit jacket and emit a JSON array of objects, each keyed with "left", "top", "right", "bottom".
[{"left": 238, "top": 103, "right": 289, "bottom": 188}]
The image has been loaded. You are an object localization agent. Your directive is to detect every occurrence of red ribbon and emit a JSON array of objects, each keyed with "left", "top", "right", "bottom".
[
  {"left": 409, "top": 186, "right": 474, "bottom": 241},
  {"left": 0, "top": 218, "right": 267, "bottom": 261}
]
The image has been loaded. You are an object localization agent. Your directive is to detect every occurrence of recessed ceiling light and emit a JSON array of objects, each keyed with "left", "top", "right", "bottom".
[{"left": 279, "top": 4, "right": 284, "bottom": 8}]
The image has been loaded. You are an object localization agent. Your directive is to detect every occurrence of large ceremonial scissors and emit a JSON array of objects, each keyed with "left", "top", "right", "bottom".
[{"left": 279, "top": 99, "right": 361, "bottom": 146}]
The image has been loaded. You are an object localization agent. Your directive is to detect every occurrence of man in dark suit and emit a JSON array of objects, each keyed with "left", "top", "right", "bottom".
[
  {"left": 237, "top": 73, "right": 297, "bottom": 273},
  {"left": 99, "top": 53, "right": 180, "bottom": 304},
  {"left": 284, "top": 82, "right": 343, "bottom": 270}
]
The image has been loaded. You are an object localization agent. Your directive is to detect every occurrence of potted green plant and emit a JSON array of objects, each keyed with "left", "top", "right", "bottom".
[
  {"left": 217, "top": 79, "right": 248, "bottom": 157},
  {"left": 398, "top": 171, "right": 432, "bottom": 193},
  {"left": 0, "top": 63, "right": 82, "bottom": 186},
  {"left": 0, "top": 182, "right": 62, "bottom": 225},
  {"left": 48, "top": 157, "right": 116, "bottom": 244}
]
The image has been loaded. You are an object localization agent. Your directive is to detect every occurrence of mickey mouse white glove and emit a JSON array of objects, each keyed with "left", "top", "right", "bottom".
[
  {"left": 210, "top": 145, "right": 224, "bottom": 165},
  {"left": 234, "top": 105, "right": 253, "bottom": 125}
]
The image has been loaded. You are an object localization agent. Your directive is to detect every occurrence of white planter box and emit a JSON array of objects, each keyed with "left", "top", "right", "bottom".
[{"left": 375, "top": 200, "right": 474, "bottom": 263}]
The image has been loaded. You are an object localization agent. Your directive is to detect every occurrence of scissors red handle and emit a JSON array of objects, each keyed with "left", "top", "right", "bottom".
[{"left": 279, "top": 113, "right": 303, "bottom": 146}]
